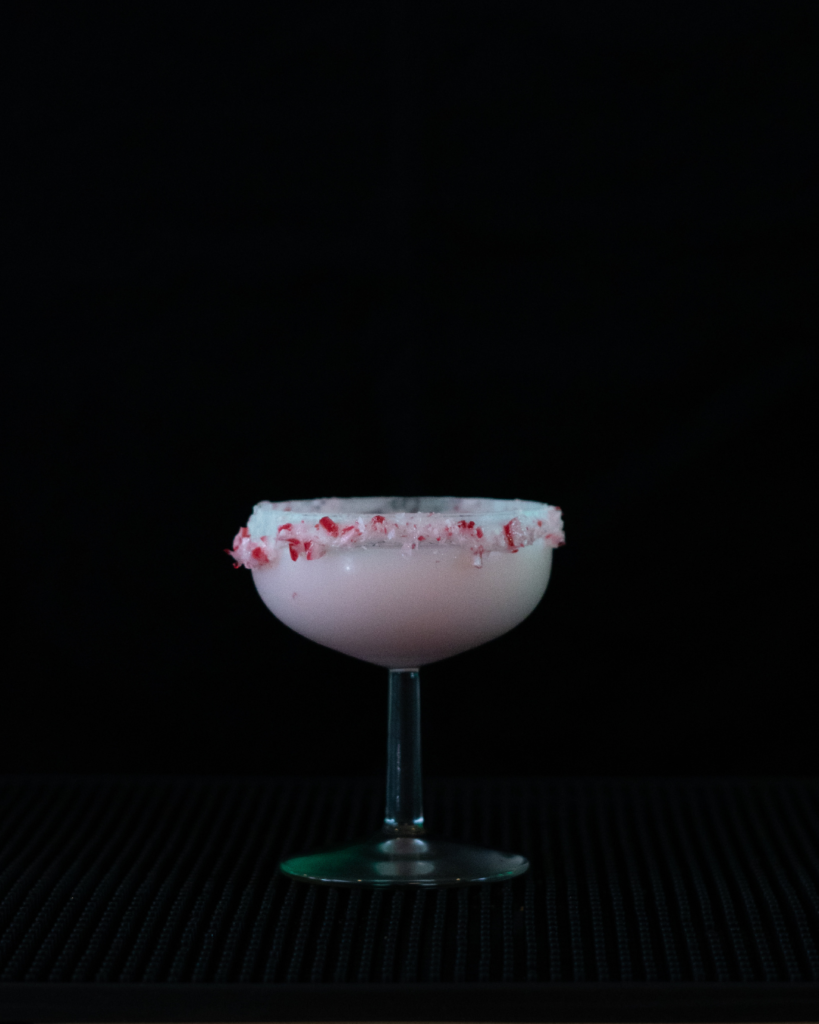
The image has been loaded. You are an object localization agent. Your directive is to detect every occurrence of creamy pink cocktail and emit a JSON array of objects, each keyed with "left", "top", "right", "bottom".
[
  {"left": 226, "top": 496, "right": 565, "bottom": 886},
  {"left": 226, "top": 497, "right": 565, "bottom": 668}
]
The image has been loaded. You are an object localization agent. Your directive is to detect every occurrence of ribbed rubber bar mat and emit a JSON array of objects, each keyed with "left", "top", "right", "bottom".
[{"left": 1, "top": 776, "right": 818, "bottom": 1022}]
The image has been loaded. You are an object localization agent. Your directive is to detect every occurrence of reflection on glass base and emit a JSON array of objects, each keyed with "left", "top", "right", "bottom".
[{"left": 279, "top": 834, "right": 529, "bottom": 886}]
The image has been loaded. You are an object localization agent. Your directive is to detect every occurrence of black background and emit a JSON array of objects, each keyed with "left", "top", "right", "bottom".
[{"left": 7, "top": 3, "right": 817, "bottom": 779}]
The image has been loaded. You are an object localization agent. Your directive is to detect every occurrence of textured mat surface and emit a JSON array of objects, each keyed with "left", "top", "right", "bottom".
[{"left": 1, "top": 775, "right": 819, "bottom": 1021}]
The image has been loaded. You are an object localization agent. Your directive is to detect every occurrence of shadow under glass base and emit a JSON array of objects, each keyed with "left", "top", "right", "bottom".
[{"left": 279, "top": 834, "right": 529, "bottom": 886}]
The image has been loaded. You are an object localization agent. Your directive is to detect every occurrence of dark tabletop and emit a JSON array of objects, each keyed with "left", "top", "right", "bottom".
[{"left": 1, "top": 774, "right": 818, "bottom": 1022}]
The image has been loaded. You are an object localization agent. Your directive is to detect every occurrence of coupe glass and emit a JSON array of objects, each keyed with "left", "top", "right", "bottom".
[{"left": 226, "top": 496, "right": 565, "bottom": 886}]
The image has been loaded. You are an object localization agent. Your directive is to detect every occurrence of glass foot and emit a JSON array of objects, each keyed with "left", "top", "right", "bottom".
[{"left": 279, "top": 834, "right": 529, "bottom": 886}]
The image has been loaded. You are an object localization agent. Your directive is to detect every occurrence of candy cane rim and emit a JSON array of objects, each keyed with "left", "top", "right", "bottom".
[{"left": 226, "top": 496, "right": 565, "bottom": 569}]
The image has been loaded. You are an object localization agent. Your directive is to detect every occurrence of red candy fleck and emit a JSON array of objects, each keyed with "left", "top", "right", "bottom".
[
  {"left": 319, "top": 516, "right": 339, "bottom": 536},
  {"left": 371, "top": 515, "right": 385, "bottom": 524},
  {"left": 251, "top": 545, "right": 269, "bottom": 565},
  {"left": 417, "top": 535, "right": 425, "bottom": 541},
  {"left": 503, "top": 520, "right": 518, "bottom": 551},
  {"left": 278, "top": 523, "right": 292, "bottom": 533},
  {"left": 288, "top": 540, "right": 300, "bottom": 561},
  {"left": 476, "top": 527, "right": 483, "bottom": 538},
  {"left": 224, "top": 548, "right": 241, "bottom": 568}
]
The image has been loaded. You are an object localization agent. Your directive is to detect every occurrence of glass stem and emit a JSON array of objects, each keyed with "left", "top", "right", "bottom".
[{"left": 383, "top": 668, "right": 425, "bottom": 836}]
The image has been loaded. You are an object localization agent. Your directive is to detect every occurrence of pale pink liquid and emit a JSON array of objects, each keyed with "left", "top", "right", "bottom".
[{"left": 251, "top": 538, "right": 553, "bottom": 668}]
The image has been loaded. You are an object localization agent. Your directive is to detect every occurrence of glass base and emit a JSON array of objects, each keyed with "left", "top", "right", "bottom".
[{"left": 279, "top": 833, "right": 529, "bottom": 886}]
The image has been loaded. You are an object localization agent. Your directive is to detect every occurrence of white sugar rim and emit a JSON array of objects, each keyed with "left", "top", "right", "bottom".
[{"left": 227, "top": 496, "right": 565, "bottom": 569}]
